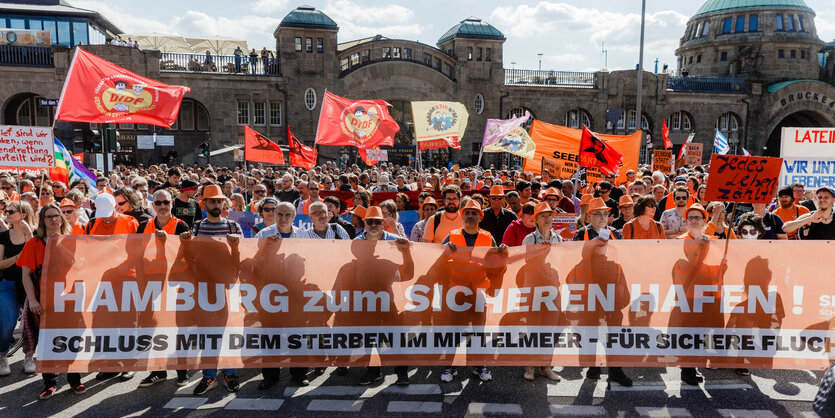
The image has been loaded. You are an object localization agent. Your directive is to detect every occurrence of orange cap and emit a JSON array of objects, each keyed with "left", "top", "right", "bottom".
[
  {"left": 420, "top": 197, "right": 438, "bottom": 210},
  {"left": 542, "top": 187, "right": 561, "bottom": 199},
  {"left": 59, "top": 198, "right": 79, "bottom": 209},
  {"left": 587, "top": 197, "right": 609, "bottom": 213},
  {"left": 532, "top": 201, "right": 555, "bottom": 219},
  {"left": 488, "top": 185, "right": 505, "bottom": 197},
  {"left": 580, "top": 194, "right": 593, "bottom": 206},
  {"left": 200, "top": 184, "right": 225, "bottom": 201},
  {"left": 364, "top": 206, "right": 384, "bottom": 220},
  {"left": 685, "top": 203, "right": 708, "bottom": 220},
  {"left": 618, "top": 195, "right": 634, "bottom": 207},
  {"left": 459, "top": 199, "right": 484, "bottom": 217},
  {"left": 351, "top": 205, "right": 367, "bottom": 219}
]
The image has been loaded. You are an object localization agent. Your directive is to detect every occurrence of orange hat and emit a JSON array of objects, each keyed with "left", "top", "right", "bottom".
[
  {"left": 200, "top": 184, "right": 225, "bottom": 201},
  {"left": 351, "top": 205, "right": 367, "bottom": 219},
  {"left": 685, "top": 203, "right": 708, "bottom": 220},
  {"left": 618, "top": 195, "right": 634, "bottom": 207},
  {"left": 420, "top": 197, "right": 438, "bottom": 210},
  {"left": 489, "top": 185, "right": 505, "bottom": 197},
  {"left": 364, "top": 206, "right": 384, "bottom": 220},
  {"left": 59, "top": 198, "right": 79, "bottom": 209},
  {"left": 542, "top": 187, "right": 561, "bottom": 199},
  {"left": 459, "top": 199, "right": 484, "bottom": 217},
  {"left": 580, "top": 194, "right": 593, "bottom": 206},
  {"left": 532, "top": 201, "right": 555, "bottom": 219},
  {"left": 587, "top": 197, "right": 609, "bottom": 213}
]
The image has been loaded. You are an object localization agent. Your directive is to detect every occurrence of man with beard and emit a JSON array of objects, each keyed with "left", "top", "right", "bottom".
[
  {"left": 783, "top": 186, "right": 835, "bottom": 240},
  {"left": 275, "top": 173, "right": 300, "bottom": 203},
  {"left": 422, "top": 185, "right": 464, "bottom": 243},
  {"left": 771, "top": 186, "right": 809, "bottom": 240},
  {"left": 660, "top": 186, "right": 690, "bottom": 238},
  {"left": 480, "top": 185, "right": 517, "bottom": 244}
]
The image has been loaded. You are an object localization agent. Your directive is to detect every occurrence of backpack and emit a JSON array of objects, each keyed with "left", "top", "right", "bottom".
[
  {"left": 432, "top": 212, "right": 445, "bottom": 234},
  {"left": 330, "top": 223, "right": 342, "bottom": 240}
]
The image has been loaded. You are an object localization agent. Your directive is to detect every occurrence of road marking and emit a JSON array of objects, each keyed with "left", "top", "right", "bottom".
[
  {"left": 163, "top": 397, "right": 207, "bottom": 410},
  {"left": 197, "top": 394, "right": 235, "bottom": 409},
  {"left": 286, "top": 385, "right": 366, "bottom": 397},
  {"left": 750, "top": 374, "right": 819, "bottom": 401},
  {"left": 286, "top": 377, "right": 441, "bottom": 398},
  {"left": 174, "top": 377, "right": 201, "bottom": 396},
  {"left": 549, "top": 404, "right": 607, "bottom": 416},
  {"left": 547, "top": 380, "right": 752, "bottom": 398},
  {"left": 307, "top": 399, "right": 364, "bottom": 412},
  {"left": 717, "top": 409, "right": 779, "bottom": 418},
  {"left": 387, "top": 401, "right": 443, "bottom": 413},
  {"left": 122, "top": 407, "right": 151, "bottom": 417},
  {"left": 468, "top": 402, "right": 523, "bottom": 415},
  {"left": 635, "top": 406, "right": 692, "bottom": 417},
  {"left": 225, "top": 398, "right": 284, "bottom": 410}
]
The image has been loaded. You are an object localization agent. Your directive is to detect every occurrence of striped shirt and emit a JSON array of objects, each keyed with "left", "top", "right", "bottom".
[
  {"left": 299, "top": 223, "right": 350, "bottom": 240},
  {"left": 192, "top": 218, "right": 242, "bottom": 237}
]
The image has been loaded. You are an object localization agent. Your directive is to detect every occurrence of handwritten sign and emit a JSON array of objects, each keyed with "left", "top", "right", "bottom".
[
  {"left": 685, "top": 143, "right": 703, "bottom": 166},
  {"left": 705, "top": 154, "right": 783, "bottom": 203},
  {"left": 652, "top": 149, "right": 673, "bottom": 174},
  {"left": 0, "top": 125, "right": 55, "bottom": 168},
  {"left": 540, "top": 156, "right": 562, "bottom": 178},
  {"left": 365, "top": 149, "right": 388, "bottom": 162}
]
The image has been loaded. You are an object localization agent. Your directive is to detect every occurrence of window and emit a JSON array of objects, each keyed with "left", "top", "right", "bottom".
[
  {"left": 317, "top": 38, "right": 323, "bottom": 53},
  {"left": 433, "top": 57, "right": 440, "bottom": 69},
  {"left": 797, "top": 15, "right": 804, "bottom": 32},
  {"left": 9, "top": 19, "right": 25, "bottom": 29},
  {"left": 393, "top": 47, "right": 400, "bottom": 58},
  {"left": 697, "top": 54, "right": 702, "bottom": 63},
  {"left": 196, "top": 104, "right": 209, "bottom": 131},
  {"left": 617, "top": 112, "right": 625, "bottom": 129},
  {"left": 787, "top": 14, "right": 795, "bottom": 31},
  {"left": 361, "top": 49, "right": 370, "bottom": 63},
  {"left": 253, "top": 101, "right": 266, "bottom": 125},
  {"left": 305, "top": 38, "right": 312, "bottom": 53},
  {"left": 695, "top": 22, "right": 702, "bottom": 38},
  {"left": 29, "top": 20, "right": 42, "bottom": 30},
  {"left": 776, "top": 14, "right": 784, "bottom": 31},
  {"left": 723, "top": 18, "right": 732, "bottom": 33},
  {"left": 791, "top": 50, "right": 796, "bottom": 59},
  {"left": 237, "top": 101, "right": 249, "bottom": 125},
  {"left": 404, "top": 48, "right": 412, "bottom": 60},
  {"left": 304, "top": 88, "right": 316, "bottom": 111},
  {"left": 801, "top": 49, "right": 806, "bottom": 60},
  {"left": 486, "top": 48, "right": 492, "bottom": 62},
  {"left": 180, "top": 101, "right": 194, "bottom": 130},
  {"left": 270, "top": 102, "right": 282, "bottom": 126},
  {"left": 72, "top": 21, "right": 87, "bottom": 45},
  {"left": 735, "top": 16, "right": 744, "bottom": 32},
  {"left": 350, "top": 53, "right": 359, "bottom": 66},
  {"left": 689, "top": 56, "right": 693, "bottom": 64},
  {"left": 564, "top": 109, "right": 591, "bottom": 129},
  {"left": 720, "top": 51, "right": 728, "bottom": 61},
  {"left": 717, "top": 113, "right": 739, "bottom": 132},
  {"left": 701, "top": 21, "right": 710, "bottom": 37},
  {"left": 474, "top": 93, "right": 484, "bottom": 115},
  {"left": 43, "top": 21, "right": 57, "bottom": 44},
  {"left": 626, "top": 111, "right": 649, "bottom": 131},
  {"left": 671, "top": 112, "right": 692, "bottom": 131},
  {"left": 340, "top": 57, "right": 349, "bottom": 71},
  {"left": 778, "top": 49, "right": 785, "bottom": 59},
  {"left": 442, "top": 63, "right": 451, "bottom": 77},
  {"left": 476, "top": 47, "right": 482, "bottom": 61},
  {"left": 467, "top": 47, "right": 473, "bottom": 60},
  {"left": 57, "top": 21, "right": 70, "bottom": 45},
  {"left": 423, "top": 53, "right": 432, "bottom": 65},
  {"left": 382, "top": 47, "right": 391, "bottom": 58},
  {"left": 294, "top": 37, "right": 302, "bottom": 52},
  {"left": 749, "top": 15, "right": 758, "bottom": 31}
]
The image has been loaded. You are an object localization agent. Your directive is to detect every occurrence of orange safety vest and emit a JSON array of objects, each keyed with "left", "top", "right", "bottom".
[
  {"left": 88, "top": 214, "right": 136, "bottom": 235},
  {"left": 448, "top": 228, "right": 493, "bottom": 289},
  {"left": 141, "top": 216, "right": 183, "bottom": 235},
  {"left": 70, "top": 223, "right": 85, "bottom": 235}
]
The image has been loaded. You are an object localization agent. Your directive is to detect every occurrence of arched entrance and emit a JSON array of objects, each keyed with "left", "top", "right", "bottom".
[
  {"left": 765, "top": 110, "right": 830, "bottom": 157},
  {"left": 3, "top": 93, "right": 54, "bottom": 126}
]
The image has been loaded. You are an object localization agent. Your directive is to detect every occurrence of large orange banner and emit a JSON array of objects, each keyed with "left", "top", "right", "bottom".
[
  {"left": 524, "top": 120, "right": 641, "bottom": 184},
  {"left": 37, "top": 236, "right": 835, "bottom": 373}
]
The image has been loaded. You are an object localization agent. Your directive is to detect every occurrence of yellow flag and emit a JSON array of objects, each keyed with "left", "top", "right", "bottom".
[
  {"left": 411, "top": 101, "right": 469, "bottom": 142},
  {"left": 482, "top": 126, "right": 536, "bottom": 159}
]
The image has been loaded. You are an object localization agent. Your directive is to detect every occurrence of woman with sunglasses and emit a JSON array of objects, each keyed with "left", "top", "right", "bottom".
[
  {"left": 251, "top": 198, "right": 278, "bottom": 235},
  {"left": 0, "top": 201, "right": 35, "bottom": 376},
  {"left": 18, "top": 204, "right": 81, "bottom": 399},
  {"left": 59, "top": 199, "right": 86, "bottom": 235}
]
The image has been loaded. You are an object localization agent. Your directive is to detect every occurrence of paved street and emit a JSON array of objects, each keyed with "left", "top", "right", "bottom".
[{"left": 0, "top": 351, "right": 826, "bottom": 417}]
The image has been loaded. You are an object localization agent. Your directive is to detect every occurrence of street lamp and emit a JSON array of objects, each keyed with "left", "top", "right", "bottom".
[{"left": 537, "top": 53, "right": 543, "bottom": 71}]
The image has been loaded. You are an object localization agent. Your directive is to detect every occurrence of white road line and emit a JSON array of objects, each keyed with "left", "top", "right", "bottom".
[
  {"left": 547, "top": 380, "right": 753, "bottom": 398},
  {"left": 800, "top": 412, "right": 821, "bottom": 418},
  {"left": 635, "top": 406, "right": 692, "bottom": 417},
  {"left": 197, "top": 394, "right": 235, "bottom": 409},
  {"left": 387, "top": 401, "right": 443, "bottom": 413},
  {"left": 307, "top": 399, "right": 365, "bottom": 412},
  {"left": 549, "top": 404, "right": 607, "bottom": 417},
  {"left": 286, "top": 378, "right": 441, "bottom": 398},
  {"left": 286, "top": 385, "right": 366, "bottom": 397},
  {"left": 468, "top": 402, "right": 524, "bottom": 415},
  {"left": 163, "top": 397, "right": 208, "bottom": 410},
  {"left": 121, "top": 407, "right": 151, "bottom": 417},
  {"left": 225, "top": 398, "right": 284, "bottom": 410},
  {"left": 174, "top": 376, "right": 201, "bottom": 396},
  {"left": 717, "top": 409, "right": 779, "bottom": 418}
]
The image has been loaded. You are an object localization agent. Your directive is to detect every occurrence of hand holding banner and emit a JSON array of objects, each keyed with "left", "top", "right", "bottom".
[{"left": 704, "top": 154, "right": 783, "bottom": 203}]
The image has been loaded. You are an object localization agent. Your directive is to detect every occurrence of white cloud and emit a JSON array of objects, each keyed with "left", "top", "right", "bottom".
[
  {"left": 71, "top": 0, "right": 171, "bottom": 34},
  {"left": 322, "top": 0, "right": 427, "bottom": 42},
  {"left": 250, "top": 0, "right": 289, "bottom": 13}
]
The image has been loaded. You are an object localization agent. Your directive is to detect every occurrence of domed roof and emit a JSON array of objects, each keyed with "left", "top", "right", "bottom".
[
  {"left": 278, "top": 5, "right": 338, "bottom": 30},
  {"left": 694, "top": 0, "right": 812, "bottom": 18},
  {"left": 437, "top": 17, "right": 505, "bottom": 45}
]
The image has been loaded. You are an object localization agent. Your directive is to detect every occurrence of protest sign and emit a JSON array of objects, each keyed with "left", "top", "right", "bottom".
[
  {"left": 781, "top": 127, "right": 835, "bottom": 159},
  {"left": 780, "top": 158, "right": 835, "bottom": 188},
  {"left": 0, "top": 125, "right": 55, "bottom": 168},
  {"left": 704, "top": 154, "right": 783, "bottom": 203},
  {"left": 652, "top": 150, "right": 673, "bottom": 174},
  {"left": 685, "top": 143, "right": 703, "bottom": 166},
  {"left": 552, "top": 212, "right": 577, "bottom": 240},
  {"left": 37, "top": 236, "right": 835, "bottom": 372},
  {"left": 364, "top": 149, "right": 388, "bottom": 162},
  {"left": 227, "top": 211, "right": 262, "bottom": 238},
  {"left": 540, "top": 156, "right": 563, "bottom": 178}
]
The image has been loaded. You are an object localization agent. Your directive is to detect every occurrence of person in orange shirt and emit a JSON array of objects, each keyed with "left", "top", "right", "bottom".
[
  {"left": 422, "top": 185, "right": 464, "bottom": 243},
  {"left": 676, "top": 204, "right": 715, "bottom": 240},
  {"left": 771, "top": 186, "right": 810, "bottom": 239},
  {"left": 622, "top": 195, "right": 666, "bottom": 239},
  {"left": 85, "top": 193, "right": 139, "bottom": 235},
  {"left": 59, "top": 199, "right": 86, "bottom": 235}
]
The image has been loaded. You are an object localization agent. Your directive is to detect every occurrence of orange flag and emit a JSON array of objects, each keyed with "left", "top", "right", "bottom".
[{"left": 244, "top": 126, "right": 285, "bottom": 165}]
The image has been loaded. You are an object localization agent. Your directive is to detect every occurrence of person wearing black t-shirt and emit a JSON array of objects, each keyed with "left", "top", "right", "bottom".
[
  {"left": 173, "top": 179, "right": 203, "bottom": 228},
  {"left": 784, "top": 186, "right": 835, "bottom": 240},
  {"left": 275, "top": 174, "right": 300, "bottom": 203}
]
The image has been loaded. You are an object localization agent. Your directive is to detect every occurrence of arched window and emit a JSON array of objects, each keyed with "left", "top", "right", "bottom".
[
  {"left": 304, "top": 88, "right": 317, "bottom": 111},
  {"left": 564, "top": 108, "right": 592, "bottom": 129},
  {"left": 671, "top": 111, "right": 693, "bottom": 131},
  {"left": 628, "top": 110, "right": 649, "bottom": 131},
  {"left": 12, "top": 95, "right": 53, "bottom": 126},
  {"left": 716, "top": 112, "right": 739, "bottom": 132},
  {"left": 474, "top": 93, "right": 484, "bottom": 115}
]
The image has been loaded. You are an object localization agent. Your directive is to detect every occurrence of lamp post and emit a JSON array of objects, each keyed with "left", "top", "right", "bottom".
[{"left": 537, "top": 53, "right": 543, "bottom": 71}]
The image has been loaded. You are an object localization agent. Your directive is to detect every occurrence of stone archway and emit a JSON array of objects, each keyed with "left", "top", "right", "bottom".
[{"left": 764, "top": 110, "right": 832, "bottom": 157}]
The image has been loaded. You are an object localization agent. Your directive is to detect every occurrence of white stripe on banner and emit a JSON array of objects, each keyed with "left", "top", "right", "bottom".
[{"left": 37, "top": 326, "right": 833, "bottom": 362}]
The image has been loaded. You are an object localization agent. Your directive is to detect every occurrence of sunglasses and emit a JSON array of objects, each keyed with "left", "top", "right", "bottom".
[
  {"left": 153, "top": 200, "right": 171, "bottom": 206},
  {"left": 365, "top": 219, "right": 382, "bottom": 225},
  {"left": 674, "top": 196, "right": 688, "bottom": 201},
  {"left": 1, "top": 187, "right": 11, "bottom": 191},
  {"left": 44, "top": 214, "right": 61, "bottom": 220},
  {"left": 262, "top": 207, "right": 276, "bottom": 212},
  {"left": 687, "top": 216, "right": 705, "bottom": 221},
  {"left": 62, "top": 209, "right": 74, "bottom": 215},
  {"left": 4, "top": 209, "right": 16, "bottom": 215},
  {"left": 115, "top": 200, "right": 129, "bottom": 206},
  {"left": 254, "top": 190, "right": 266, "bottom": 194}
]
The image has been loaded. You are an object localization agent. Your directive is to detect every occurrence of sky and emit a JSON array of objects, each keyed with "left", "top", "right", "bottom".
[{"left": 73, "top": 0, "right": 835, "bottom": 73}]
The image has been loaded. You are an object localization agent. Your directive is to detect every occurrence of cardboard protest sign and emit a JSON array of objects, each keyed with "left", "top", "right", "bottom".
[
  {"left": 685, "top": 142, "right": 703, "bottom": 166},
  {"left": 0, "top": 125, "right": 55, "bottom": 168},
  {"left": 652, "top": 150, "right": 673, "bottom": 174},
  {"left": 38, "top": 236, "right": 835, "bottom": 372},
  {"left": 704, "top": 154, "right": 783, "bottom": 203},
  {"left": 540, "top": 156, "right": 562, "bottom": 178}
]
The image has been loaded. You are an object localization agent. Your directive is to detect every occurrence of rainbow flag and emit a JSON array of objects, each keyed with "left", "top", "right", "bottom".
[{"left": 50, "top": 138, "right": 97, "bottom": 187}]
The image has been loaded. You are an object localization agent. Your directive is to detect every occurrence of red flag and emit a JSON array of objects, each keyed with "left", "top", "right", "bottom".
[
  {"left": 72, "top": 153, "right": 84, "bottom": 164},
  {"left": 418, "top": 137, "right": 461, "bottom": 150},
  {"left": 678, "top": 132, "right": 694, "bottom": 160},
  {"left": 358, "top": 147, "right": 380, "bottom": 165},
  {"left": 244, "top": 126, "right": 285, "bottom": 165},
  {"left": 288, "top": 129, "right": 317, "bottom": 170},
  {"left": 54, "top": 48, "right": 190, "bottom": 127},
  {"left": 314, "top": 91, "right": 399, "bottom": 149},
  {"left": 662, "top": 119, "right": 672, "bottom": 149},
  {"left": 578, "top": 126, "right": 623, "bottom": 176}
]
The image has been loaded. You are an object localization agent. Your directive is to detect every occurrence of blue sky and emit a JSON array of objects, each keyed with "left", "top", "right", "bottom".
[{"left": 74, "top": 0, "right": 835, "bottom": 72}]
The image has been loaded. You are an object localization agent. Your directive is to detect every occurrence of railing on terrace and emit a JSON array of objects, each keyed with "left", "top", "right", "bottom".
[
  {"left": 339, "top": 57, "right": 455, "bottom": 81},
  {"left": 504, "top": 69, "right": 596, "bottom": 88},
  {"left": 0, "top": 45, "right": 53, "bottom": 67},
  {"left": 667, "top": 76, "right": 746, "bottom": 94},
  {"left": 159, "top": 53, "right": 280, "bottom": 76}
]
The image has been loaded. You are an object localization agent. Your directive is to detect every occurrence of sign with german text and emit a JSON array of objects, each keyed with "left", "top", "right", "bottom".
[
  {"left": 705, "top": 154, "right": 783, "bottom": 203},
  {"left": 540, "top": 156, "right": 562, "bottom": 177},
  {"left": 780, "top": 157, "right": 835, "bottom": 189},
  {"left": 651, "top": 149, "right": 673, "bottom": 174},
  {"left": 781, "top": 127, "right": 835, "bottom": 159},
  {"left": 685, "top": 142, "right": 703, "bottom": 166},
  {"left": 0, "top": 125, "right": 55, "bottom": 168}
]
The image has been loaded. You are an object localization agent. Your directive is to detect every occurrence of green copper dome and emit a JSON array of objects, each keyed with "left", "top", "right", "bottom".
[
  {"left": 437, "top": 17, "right": 505, "bottom": 45},
  {"left": 694, "top": 0, "right": 812, "bottom": 17},
  {"left": 278, "top": 5, "right": 338, "bottom": 30}
]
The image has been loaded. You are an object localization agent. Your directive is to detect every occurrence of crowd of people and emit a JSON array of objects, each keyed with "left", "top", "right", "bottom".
[{"left": 0, "top": 159, "right": 830, "bottom": 401}]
